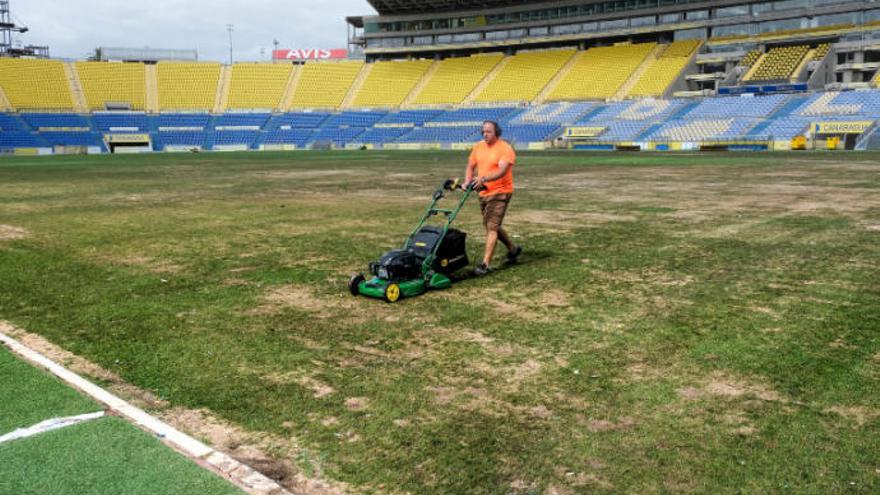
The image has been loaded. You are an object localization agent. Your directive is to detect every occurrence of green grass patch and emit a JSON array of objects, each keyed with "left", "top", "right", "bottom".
[
  {"left": 0, "top": 417, "right": 243, "bottom": 495},
  {"left": 0, "top": 345, "right": 100, "bottom": 434}
]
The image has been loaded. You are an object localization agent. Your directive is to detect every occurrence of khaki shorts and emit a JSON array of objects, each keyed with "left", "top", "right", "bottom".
[{"left": 479, "top": 193, "right": 511, "bottom": 231}]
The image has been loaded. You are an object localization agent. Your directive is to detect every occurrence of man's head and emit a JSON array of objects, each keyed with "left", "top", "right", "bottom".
[{"left": 482, "top": 120, "right": 502, "bottom": 144}]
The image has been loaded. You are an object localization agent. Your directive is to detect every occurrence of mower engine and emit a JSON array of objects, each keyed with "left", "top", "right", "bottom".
[{"left": 370, "top": 249, "right": 421, "bottom": 282}]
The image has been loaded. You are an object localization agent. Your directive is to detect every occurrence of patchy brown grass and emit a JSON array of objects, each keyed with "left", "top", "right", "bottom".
[{"left": 0, "top": 224, "right": 28, "bottom": 241}]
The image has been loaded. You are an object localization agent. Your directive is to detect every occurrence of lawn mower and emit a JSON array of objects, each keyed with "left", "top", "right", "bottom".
[{"left": 348, "top": 178, "right": 480, "bottom": 303}]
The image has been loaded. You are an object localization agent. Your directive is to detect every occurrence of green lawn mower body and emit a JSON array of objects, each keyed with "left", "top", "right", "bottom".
[{"left": 349, "top": 179, "right": 476, "bottom": 302}]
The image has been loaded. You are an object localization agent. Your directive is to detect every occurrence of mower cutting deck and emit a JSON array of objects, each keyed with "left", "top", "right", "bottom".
[{"left": 348, "top": 178, "right": 477, "bottom": 302}]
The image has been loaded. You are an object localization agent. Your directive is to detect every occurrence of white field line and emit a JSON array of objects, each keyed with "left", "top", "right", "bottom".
[
  {"left": 0, "top": 329, "right": 292, "bottom": 495},
  {"left": 0, "top": 411, "right": 105, "bottom": 444}
]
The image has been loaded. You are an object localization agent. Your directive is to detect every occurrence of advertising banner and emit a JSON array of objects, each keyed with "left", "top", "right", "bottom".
[
  {"left": 564, "top": 126, "right": 606, "bottom": 138},
  {"left": 813, "top": 121, "right": 874, "bottom": 134},
  {"left": 272, "top": 48, "right": 348, "bottom": 60}
]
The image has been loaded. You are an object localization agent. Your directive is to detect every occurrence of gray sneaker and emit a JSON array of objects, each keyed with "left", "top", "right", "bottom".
[{"left": 474, "top": 263, "right": 492, "bottom": 276}]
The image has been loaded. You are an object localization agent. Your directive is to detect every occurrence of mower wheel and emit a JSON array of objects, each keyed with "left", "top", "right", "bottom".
[
  {"left": 384, "top": 283, "right": 401, "bottom": 303},
  {"left": 348, "top": 274, "right": 365, "bottom": 296}
]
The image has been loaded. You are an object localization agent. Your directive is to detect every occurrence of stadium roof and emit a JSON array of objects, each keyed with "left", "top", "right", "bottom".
[{"left": 366, "top": 0, "right": 544, "bottom": 15}]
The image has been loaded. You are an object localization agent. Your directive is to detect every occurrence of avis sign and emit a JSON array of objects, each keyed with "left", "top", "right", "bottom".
[{"left": 273, "top": 48, "right": 348, "bottom": 60}]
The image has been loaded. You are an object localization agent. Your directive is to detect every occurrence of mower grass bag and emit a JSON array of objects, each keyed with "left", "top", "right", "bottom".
[{"left": 410, "top": 226, "right": 468, "bottom": 274}]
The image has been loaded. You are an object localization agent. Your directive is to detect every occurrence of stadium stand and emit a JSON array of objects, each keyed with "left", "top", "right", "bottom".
[
  {"left": 290, "top": 61, "right": 363, "bottom": 109},
  {"left": 352, "top": 59, "right": 433, "bottom": 107},
  {"left": 322, "top": 110, "right": 387, "bottom": 127},
  {"left": 157, "top": 62, "right": 221, "bottom": 111},
  {"left": 739, "top": 49, "right": 763, "bottom": 69},
  {"left": 812, "top": 43, "right": 831, "bottom": 61},
  {"left": 76, "top": 62, "right": 146, "bottom": 111},
  {"left": 0, "top": 58, "right": 74, "bottom": 110},
  {"left": 511, "top": 102, "right": 595, "bottom": 126},
  {"left": 227, "top": 63, "right": 292, "bottom": 110},
  {"left": 432, "top": 107, "right": 517, "bottom": 124},
  {"left": 745, "top": 45, "right": 810, "bottom": 82},
  {"left": 548, "top": 43, "right": 655, "bottom": 101},
  {"left": 378, "top": 109, "right": 443, "bottom": 125},
  {"left": 21, "top": 113, "right": 91, "bottom": 129},
  {"left": 267, "top": 112, "right": 331, "bottom": 129},
  {"left": 156, "top": 113, "right": 211, "bottom": 128},
  {"left": 411, "top": 54, "right": 504, "bottom": 105},
  {"left": 350, "top": 126, "right": 412, "bottom": 145},
  {"left": 212, "top": 113, "right": 271, "bottom": 127},
  {"left": 475, "top": 49, "right": 576, "bottom": 103},
  {"left": 7, "top": 0, "right": 880, "bottom": 154},
  {"left": 628, "top": 40, "right": 701, "bottom": 98}
]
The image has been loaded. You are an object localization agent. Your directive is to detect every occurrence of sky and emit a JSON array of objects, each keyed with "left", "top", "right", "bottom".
[{"left": 9, "top": 0, "right": 376, "bottom": 62}]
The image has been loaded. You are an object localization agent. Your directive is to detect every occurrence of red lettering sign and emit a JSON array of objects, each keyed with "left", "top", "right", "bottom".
[{"left": 272, "top": 49, "right": 348, "bottom": 60}]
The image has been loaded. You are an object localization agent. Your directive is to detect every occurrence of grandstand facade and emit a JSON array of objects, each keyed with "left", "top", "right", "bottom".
[{"left": 2, "top": 0, "right": 880, "bottom": 154}]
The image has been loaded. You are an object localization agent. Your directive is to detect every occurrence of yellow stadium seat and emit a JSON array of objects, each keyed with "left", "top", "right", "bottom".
[
  {"left": 412, "top": 54, "right": 503, "bottom": 105},
  {"left": 76, "top": 61, "right": 146, "bottom": 110},
  {"left": 812, "top": 43, "right": 831, "bottom": 61},
  {"left": 628, "top": 40, "right": 701, "bottom": 98},
  {"left": 475, "top": 49, "right": 575, "bottom": 103},
  {"left": 290, "top": 61, "right": 363, "bottom": 109},
  {"left": 549, "top": 43, "right": 655, "bottom": 101},
  {"left": 353, "top": 59, "right": 433, "bottom": 107},
  {"left": 745, "top": 45, "right": 810, "bottom": 82},
  {"left": 739, "top": 49, "right": 762, "bottom": 69},
  {"left": 0, "top": 58, "right": 74, "bottom": 110},
  {"left": 157, "top": 62, "right": 220, "bottom": 111},
  {"left": 227, "top": 63, "right": 292, "bottom": 110}
]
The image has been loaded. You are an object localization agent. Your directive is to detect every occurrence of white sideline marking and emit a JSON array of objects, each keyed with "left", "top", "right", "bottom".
[
  {"left": 0, "top": 411, "right": 105, "bottom": 444},
  {"left": 0, "top": 329, "right": 291, "bottom": 495}
]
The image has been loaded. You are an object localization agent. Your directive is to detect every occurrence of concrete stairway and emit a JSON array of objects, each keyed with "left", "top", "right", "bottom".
[
  {"left": 145, "top": 64, "right": 159, "bottom": 113},
  {"left": 213, "top": 65, "right": 232, "bottom": 114},
  {"left": 62, "top": 62, "right": 89, "bottom": 112}
]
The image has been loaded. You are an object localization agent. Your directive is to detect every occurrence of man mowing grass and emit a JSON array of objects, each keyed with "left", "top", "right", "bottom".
[{"left": 465, "top": 120, "right": 522, "bottom": 276}]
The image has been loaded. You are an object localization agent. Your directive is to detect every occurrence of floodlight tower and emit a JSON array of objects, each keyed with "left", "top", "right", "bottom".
[
  {"left": 226, "top": 23, "right": 234, "bottom": 64},
  {"left": 0, "top": 0, "right": 48, "bottom": 58}
]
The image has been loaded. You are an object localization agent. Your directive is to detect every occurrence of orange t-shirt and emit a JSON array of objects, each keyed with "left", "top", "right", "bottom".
[{"left": 468, "top": 139, "right": 515, "bottom": 197}]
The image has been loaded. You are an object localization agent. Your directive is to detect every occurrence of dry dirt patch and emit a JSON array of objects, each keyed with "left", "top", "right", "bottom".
[
  {"left": 514, "top": 210, "right": 636, "bottom": 230},
  {"left": 0, "top": 224, "right": 28, "bottom": 241},
  {"left": 161, "top": 407, "right": 348, "bottom": 495},
  {"left": 250, "top": 285, "right": 327, "bottom": 315},
  {"left": 344, "top": 397, "right": 370, "bottom": 412},
  {"left": 824, "top": 406, "right": 880, "bottom": 428},
  {"left": 676, "top": 372, "right": 785, "bottom": 403}
]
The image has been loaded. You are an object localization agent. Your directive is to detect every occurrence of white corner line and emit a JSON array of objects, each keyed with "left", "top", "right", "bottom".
[
  {"left": 0, "top": 411, "right": 105, "bottom": 444},
  {"left": 0, "top": 330, "right": 292, "bottom": 495}
]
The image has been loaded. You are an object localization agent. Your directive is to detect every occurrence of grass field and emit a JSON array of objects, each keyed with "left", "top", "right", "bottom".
[{"left": 1, "top": 150, "right": 878, "bottom": 494}]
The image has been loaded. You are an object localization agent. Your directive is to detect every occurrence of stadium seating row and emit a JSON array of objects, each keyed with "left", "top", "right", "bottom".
[
  {"left": 549, "top": 43, "right": 655, "bottom": 101},
  {"left": 0, "top": 40, "right": 702, "bottom": 112},
  {"left": 2, "top": 90, "right": 878, "bottom": 151}
]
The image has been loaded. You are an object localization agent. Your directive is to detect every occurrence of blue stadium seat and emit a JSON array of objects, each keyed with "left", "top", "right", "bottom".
[
  {"left": 267, "top": 112, "right": 330, "bottom": 129},
  {"left": 156, "top": 114, "right": 211, "bottom": 128},
  {"left": 322, "top": 111, "right": 387, "bottom": 128},
  {"left": 21, "top": 113, "right": 92, "bottom": 129},
  {"left": 0, "top": 131, "right": 47, "bottom": 149},
  {"left": 212, "top": 113, "right": 272, "bottom": 128}
]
